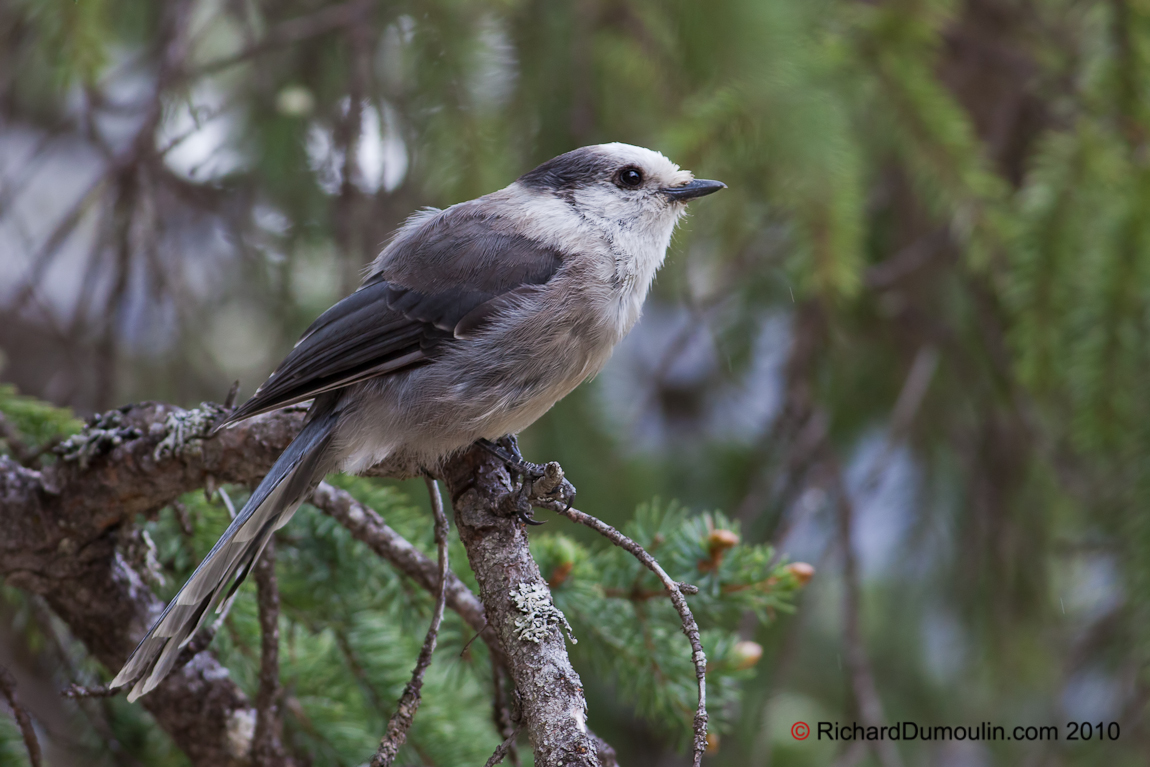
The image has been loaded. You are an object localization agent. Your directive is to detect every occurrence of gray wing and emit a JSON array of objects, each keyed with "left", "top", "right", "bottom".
[{"left": 223, "top": 209, "right": 564, "bottom": 425}]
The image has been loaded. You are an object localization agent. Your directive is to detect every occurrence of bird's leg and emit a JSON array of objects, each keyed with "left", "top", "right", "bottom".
[
  {"left": 476, "top": 437, "right": 577, "bottom": 524},
  {"left": 477, "top": 437, "right": 545, "bottom": 524},
  {"left": 476, "top": 437, "right": 531, "bottom": 484}
]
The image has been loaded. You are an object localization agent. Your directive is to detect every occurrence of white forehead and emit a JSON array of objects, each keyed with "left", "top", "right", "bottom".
[{"left": 592, "top": 142, "right": 693, "bottom": 186}]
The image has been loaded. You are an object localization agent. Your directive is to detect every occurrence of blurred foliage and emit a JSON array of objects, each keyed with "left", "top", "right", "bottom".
[
  {"left": 0, "top": 384, "right": 81, "bottom": 451},
  {"left": 2, "top": 0, "right": 1150, "bottom": 764},
  {"left": 535, "top": 502, "right": 800, "bottom": 747}
]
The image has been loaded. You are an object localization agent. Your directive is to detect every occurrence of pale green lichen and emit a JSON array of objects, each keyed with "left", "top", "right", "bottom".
[
  {"left": 58, "top": 410, "right": 141, "bottom": 468},
  {"left": 511, "top": 581, "right": 576, "bottom": 645},
  {"left": 153, "top": 404, "right": 225, "bottom": 461}
]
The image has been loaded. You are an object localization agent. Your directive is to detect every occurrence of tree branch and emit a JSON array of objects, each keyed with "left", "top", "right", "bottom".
[
  {"left": 0, "top": 401, "right": 613, "bottom": 765},
  {"left": 0, "top": 404, "right": 311, "bottom": 765},
  {"left": 370, "top": 477, "right": 449, "bottom": 766},
  {"left": 441, "top": 447, "right": 603, "bottom": 767},
  {"left": 0, "top": 666, "right": 43, "bottom": 767},
  {"left": 252, "top": 538, "right": 293, "bottom": 767},
  {"left": 824, "top": 454, "right": 903, "bottom": 767},
  {"left": 484, "top": 725, "right": 521, "bottom": 767},
  {"left": 188, "top": 0, "right": 374, "bottom": 79}
]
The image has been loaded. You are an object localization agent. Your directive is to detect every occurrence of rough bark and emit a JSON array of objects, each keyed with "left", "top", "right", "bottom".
[
  {"left": 0, "top": 403, "right": 313, "bottom": 766},
  {"left": 0, "top": 402, "right": 603, "bottom": 765},
  {"left": 442, "top": 448, "right": 602, "bottom": 767}
]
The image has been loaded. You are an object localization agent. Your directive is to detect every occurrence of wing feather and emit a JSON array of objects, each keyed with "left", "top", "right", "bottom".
[{"left": 223, "top": 206, "right": 565, "bottom": 425}]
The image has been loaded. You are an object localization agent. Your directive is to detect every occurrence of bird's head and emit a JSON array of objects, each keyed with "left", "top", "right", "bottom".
[{"left": 517, "top": 143, "right": 724, "bottom": 244}]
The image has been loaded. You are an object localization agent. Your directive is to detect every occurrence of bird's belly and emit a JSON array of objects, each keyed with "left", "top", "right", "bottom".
[
  {"left": 337, "top": 321, "right": 615, "bottom": 472},
  {"left": 450, "top": 326, "right": 612, "bottom": 435}
]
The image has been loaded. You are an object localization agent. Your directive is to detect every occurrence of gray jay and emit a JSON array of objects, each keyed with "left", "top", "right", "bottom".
[{"left": 112, "top": 142, "right": 724, "bottom": 700}]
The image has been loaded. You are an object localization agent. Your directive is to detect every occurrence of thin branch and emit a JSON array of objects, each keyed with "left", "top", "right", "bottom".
[
  {"left": 827, "top": 457, "right": 903, "bottom": 767},
  {"left": 253, "top": 537, "right": 291, "bottom": 767},
  {"left": 858, "top": 345, "right": 939, "bottom": 497},
  {"left": 591, "top": 733, "right": 619, "bottom": 767},
  {"left": 335, "top": 628, "right": 389, "bottom": 714},
  {"left": 491, "top": 662, "right": 520, "bottom": 767},
  {"left": 188, "top": 0, "right": 374, "bottom": 79},
  {"left": 0, "top": 666, "right": 43, "bottom": 767},
  {"left": 484, "top": 725, "right": 522, "bottom": 767},
  {"left": 94, "top": 171, "right": 136, "bottom": 409},
  {"left": 370, "top": 477, "right": 449, "bottom": 767},
  {"left": 61, "top": 684, "right": 122, "bottom": 700},
  {"left": 537, "top": 499, "right": 708, "bottom": 767},
  {"left": 333, "top": 12, "right": 373, "bottom": 295},
  {"left": 864, "top": 229, "right": 949, "bottom": 289},
  {"left": 5, "top": 174, "right": 105, "bottom": 319},
  {"left": 310, "top": 481, "right": 503, "bottom": 663}
]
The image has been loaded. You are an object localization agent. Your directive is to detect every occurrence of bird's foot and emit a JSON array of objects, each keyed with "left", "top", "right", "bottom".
[{"left": 478, "top": 436, "right": 577, "bottom": 525}]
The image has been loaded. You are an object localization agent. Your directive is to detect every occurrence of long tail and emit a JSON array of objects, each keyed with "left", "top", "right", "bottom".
[{"left": 112, "top": 398, "right": 341, "bottom": 701}]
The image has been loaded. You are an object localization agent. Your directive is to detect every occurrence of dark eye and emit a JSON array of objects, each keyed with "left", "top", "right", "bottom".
[{"left": 617, "top": 167, "right": 644, "bottom": 188}]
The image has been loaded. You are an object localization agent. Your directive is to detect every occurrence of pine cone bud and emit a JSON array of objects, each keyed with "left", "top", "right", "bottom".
[
  {"left": 785, "top": 562, "right": 815, "bottom": 586},
  {"left": 708, "top": 528, "right": 740, "bottom": 552},
  {"left": 732, "top": 640, "right": 763, "bottom": 670},
  {"left": 547, "top": 561, "right": 574, "bottom": 588},
  {"left": 699, "top": 528, "right": 741, "bottom": 573}
]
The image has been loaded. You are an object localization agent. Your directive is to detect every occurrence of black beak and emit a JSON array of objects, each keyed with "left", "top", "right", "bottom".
[{"left": 662, "top": 178, "right": 726, "bottom": 201}]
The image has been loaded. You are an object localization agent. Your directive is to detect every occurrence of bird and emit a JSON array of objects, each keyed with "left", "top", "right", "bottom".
[{"left": 111, "top": 142, "right": 724, "bottom": 701}]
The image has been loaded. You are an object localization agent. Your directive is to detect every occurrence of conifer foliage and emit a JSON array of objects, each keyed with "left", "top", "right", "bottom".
[{"left": 3, "top": 0, "right": 1150, "bottom": 764}]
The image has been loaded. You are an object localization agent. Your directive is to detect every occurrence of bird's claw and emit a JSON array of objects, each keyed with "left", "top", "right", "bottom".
[
  {"left": 477, "top": 436, "right": 577, "bottom": 524},
  {"left": 517, "top": 508, "right": 547, "bottom": 526}
]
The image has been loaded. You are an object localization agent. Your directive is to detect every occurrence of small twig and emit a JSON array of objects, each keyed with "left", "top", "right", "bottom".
[
  {"left": 0, "top": 391, "right": 63, "bottom": 468},
  {"left": 253, "top": 537, "right": 290, "bottom": 767},
  {"left": 483, "top": 725, "right": 522, "bottom": 767},
  {"left": 539, "top": 500, "right": 708, "bottom": 767},
  {"left": 218, "top": 486, "right": 238, "bottom": 520},
  {"left": 62, "top": 683, "right": 123, "bottom": 700},
  {"left": 491, "top": 664, "right": 519, "bottom": 767},
  {"left": 461, "top": 618, "right": 489, "bottom": 657},
  {"left": 310, "top": 481, "right": 503, "bottom": 664},
  {"left": 17, "top": 437, "right": 65, "bottom": 468},
  {"left": 370, "top": 477, "right": 449, "bottom": 767},
  {"left": 591, "top": 732, "right": 620, "bottom": 767},
  {"left": 6, "top": 174, "right": 106, "bottom": 319},
  {"left": 173, "top": 622, "right": 220, "bottom": 670},
  {"left": 187, "top": 0, "right": 373, "bottom": 79},
  {"left": 0, "top": 666, "right": 43, "bottom": 767},
  {"left": 858, "top": 345, "right": 939, "bottom": 497},
  {"left": 224, "top": 380, "right": 242, "bottom": 410},
  {"left": 602, "top": 584, "right": 699, "bottom": 601},
  {"left": 864, "top": 228, "right": 949, "bottom": 289},
  {"left": 336, "top": 629, "right": 388, "bottom": 714},
  {"left": 172, "top": 500, "right": 194, "bottom": 537},
  {"left": 29, "top": 598, "right": 140, "bottom": 765},
  {"left": 65, "top": 619, "right": 224, "bottom": 701}
]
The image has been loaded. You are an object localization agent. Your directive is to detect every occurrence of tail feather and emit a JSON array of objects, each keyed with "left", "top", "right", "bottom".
[{"left": 112, "top": 400, "right": 340, "bottom": 701}]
